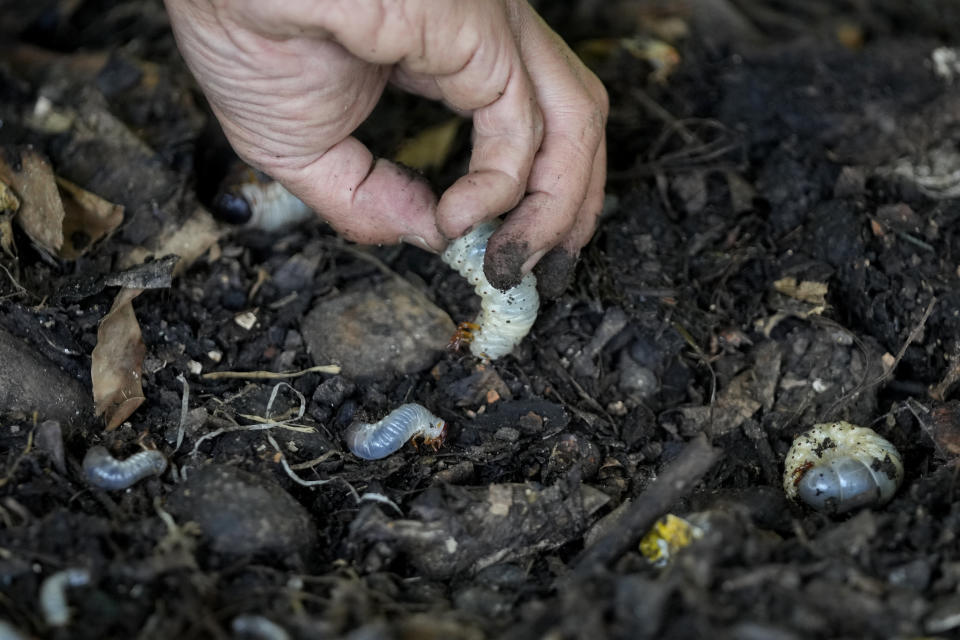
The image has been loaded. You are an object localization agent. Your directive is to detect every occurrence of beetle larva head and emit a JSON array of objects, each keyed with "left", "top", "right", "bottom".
[
  {"left": 427, "top": 420, "right": 447, "bottom": 446},
  {"left": 212, "top": 190, "right": 253, "bottom": 225}
]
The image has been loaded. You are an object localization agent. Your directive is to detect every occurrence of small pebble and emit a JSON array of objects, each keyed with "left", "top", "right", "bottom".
[
  {"left": 545, "top": 433, "right": 600, "bottom": 481},
  {"left": 629, "top": 335, "right": 662, "bottom": 368},
  {"left": 517, "top": 411, "right": 544, "bottom": 435},
  {"left": 272, "top": 252, "right": 320, "bottom": 293},
  {"left": 167, "top": 465, "right": 316, "bottom": 560},
  {"left": 618, "top": 353, "right": 658, "bottom": 397},
  {"left": 312, "top": 376, "right": 355, "bottom": 408},
  {"left": 446, "top": 367, "right": 511, "bottom": 407},
  {"left": 434, "top": 461, "right": 475, "bottom": 485},
  {"left": 234, "top": 311, "right": 258, "bottom": 330},
  {"left": 36, "top": 420, "right": 65, "bottom": 474},
  {"left": 310, "top": 375, "right": 356, "bottom": 422},
  {"left": 301, "top": 280, "right": 454, "bottom": 379}
]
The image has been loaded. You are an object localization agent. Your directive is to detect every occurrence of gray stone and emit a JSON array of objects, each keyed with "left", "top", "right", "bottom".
[
  {"left": 0, "top": 328, "right": 91, "bottom": 424},
  {"left": 301, "top": 280, "right": 454, "bottom": 379},
  {"left": 618, "top": 353, "right": 658, "bottom": 397},
  {"left": 167, "top": 465, "right": 316, "bottom": 561}
]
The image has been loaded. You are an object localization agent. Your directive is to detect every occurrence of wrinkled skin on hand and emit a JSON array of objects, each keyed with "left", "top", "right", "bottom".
[{"left": 165, "top": 0, "right": 608, "bottom": 295}]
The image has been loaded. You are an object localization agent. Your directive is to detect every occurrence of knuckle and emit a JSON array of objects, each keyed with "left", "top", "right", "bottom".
[
  {"left": 582, "top": 70, "right": 609, "bottom": 118},
  {"left": 595, "top": 81, "right": 610, "bottom": 118},
  {"left": 531, "top": 108, "right": 546, "bottom": 146}
]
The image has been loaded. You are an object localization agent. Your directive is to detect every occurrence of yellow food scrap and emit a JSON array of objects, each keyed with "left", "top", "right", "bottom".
[
  {"left": 639, "top": 514, "right": 704, "bottom": 567},
  {"left": 772, "top": 276, "right": 829, "bottom": 306},
  {"left": 394, "top": 118, "right": 463, "bottom": 171}
]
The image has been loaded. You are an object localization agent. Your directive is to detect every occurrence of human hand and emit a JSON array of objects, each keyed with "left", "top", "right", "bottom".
[{"left": 164, "top": 0, "right": 607, "bottom": 295}]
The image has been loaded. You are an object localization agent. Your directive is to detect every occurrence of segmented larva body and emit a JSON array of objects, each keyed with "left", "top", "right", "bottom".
[
  {"left": 441, "top": 220, "right": 539, "bottom": 359},
  {"left": 231, "top": 615, "right": 291, "bottom": 640},
  {"left": 39, "top": 568, "right": 90, "bottom": 627},
  {"left": 213, "top": 167, "right": 313, "bottom": 232},
  {"left": 344, "top": 403, "right": 446, "bottom": 460},
  {"left": 783, "top": 421, "right": 903, "bottom": 514},
  {"left": 82, "top": 446, "right": 168, "bottom": 490},
  {"left": 237, "top": 180, "right": 314, "bottom": 231}
]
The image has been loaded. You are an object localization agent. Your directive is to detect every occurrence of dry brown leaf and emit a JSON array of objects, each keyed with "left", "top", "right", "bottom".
[
  {"left": 394, "top": 118, "right": 462, "bottom": 171},
  {"left": 0, "top": 179, "right": 20, "bottom": 212},
  {"left": 773, "top": 276, "right": 829, "bottom": 306},
  {"left": 56, "top": 177, "right": 124, "bottom": 259},
  {"left": 118, "top": 205, "right": 223, "bottom": 275},
  {"left": 0, "top": 213, "right": 16, "bottom": 259},
  {"left": 92, "top": 287, "right": 146, "bottom": 430},
  {"left": 0, "top": 147, "right": 64, "bottom": 256}
]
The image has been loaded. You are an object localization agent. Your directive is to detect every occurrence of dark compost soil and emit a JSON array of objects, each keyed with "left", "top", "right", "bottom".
[{"left": 2, "top": 1, "right": 960, "bottom": 639}]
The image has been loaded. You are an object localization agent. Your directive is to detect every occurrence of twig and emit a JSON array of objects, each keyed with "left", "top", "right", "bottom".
[
  {"left": 358, "top": 492, "right": 403, "bottom": 515},
  {"left": 289, "top": 451, "right": 341, "bottom": 470},
  {"left": 265, "top": 433, "right": 359, "bottom": 502},
  {"left": 673, "top": 321, "right": 718, "bottom": 405},
  {"left": 571, "top": 433, "right": 721, "bottom": 577},
  {"left": 931, "top": 340, "right": 960, "bottom": 401},
  {"left": 190, "top": 382, "right": 310, "bottom": 455},
  {"left": 0, "top": 263, "right": 28, "bottom": 301},
  {"left": 173, "top": 374, "right": 189, "bottom": 453},
  {"left": 202, "top": 364, "right": 340, "bottom": 380},
  {"left": 0, "top": 429, "right": 34, "bottom": 488}
]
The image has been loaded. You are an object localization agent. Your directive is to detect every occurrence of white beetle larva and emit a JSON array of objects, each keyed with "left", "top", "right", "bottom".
[
  {"left": 231, "top": 615, "right": 291, "bottom": 640},
  {"left": 213, "top": 169, "right": 314, "bottom": 232},
  {"left": 441, "top": 220, "right": 540, "bottom": 359},
  {"left": 235, "top": 180, "right": 314, "bottom": 231},
  {"left": 344, "top": 403, "right": 446, "bottom": 460},
  {"left": 82, "top": 446, "right": 168, "bottom": 490},
  {"left": 0, "top": 620, "right": 29, "bottom": 639},
  {"left": 39, "top": 568, "right": 90, "bottom": 627},
  {"left": 783, "top": 421, "right": 903, "bottom": 514}
]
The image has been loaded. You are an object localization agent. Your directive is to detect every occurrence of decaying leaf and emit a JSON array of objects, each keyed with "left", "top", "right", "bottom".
[
  {"left": 92, "top": 287, "right": 146, "bottom": 430},
  {"left": 0, "top": 179, "right": 19, "bottom": 257},
  {"left": 118, "top": 205, "right": 223, "bottom": 276},
  {"left": 0, "top": 147, "right": 64, "bottom": 256},
  {"left": 56, "top": 177, "right": 124, "bottom": 259},
  {"left": 350, "top": 477, "right": 608, "bottom": 579},
  {"left": 394, "top": 117, "right": 463, "bottom": 171},
  {"left": 0, "top": 178, "right": 20, "bottom": 212},
  {"left": 773, "top": 276, "right": 829, "bottom": 305},
  {"left": 0, "top": 214, "right": 15, "bottom": 259},
  {"left": 0, "top": 148, "right": 124, "bottom": 259},
  {"left": 102, "top": 255, "right": 179, "bottom": 290},
  {"left": 675, "top": 341, "right": 781, "bottom": 437}
]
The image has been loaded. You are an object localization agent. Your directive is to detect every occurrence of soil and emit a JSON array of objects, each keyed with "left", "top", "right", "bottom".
[{"left": 2, "top": 1, "right": 960, "bottom": 639}]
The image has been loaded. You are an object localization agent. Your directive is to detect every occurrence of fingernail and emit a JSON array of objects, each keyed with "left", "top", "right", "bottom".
[{"left": 400, "top": 235, "right": 436, "bottom": 253}]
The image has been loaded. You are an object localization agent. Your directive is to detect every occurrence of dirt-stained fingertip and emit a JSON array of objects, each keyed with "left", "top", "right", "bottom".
[
  {"left": 483, "top": 237, "right": 528, "bottom": 292},
  {"left": 533, "top": 247, "right": 576, "bottom": 299}
]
